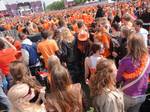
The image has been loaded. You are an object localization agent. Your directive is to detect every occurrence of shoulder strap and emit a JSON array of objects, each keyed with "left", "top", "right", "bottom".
[{"left": 122, "top": 57, "right": 150, "bottom": 91}]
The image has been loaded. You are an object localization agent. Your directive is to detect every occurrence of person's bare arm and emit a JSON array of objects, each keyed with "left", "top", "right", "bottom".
[
  {"left": 84, "top": 57, "right": 90, "bottom": 81},
  {"left": 0, "top": 37, "right": 16, "bottom": 51}
]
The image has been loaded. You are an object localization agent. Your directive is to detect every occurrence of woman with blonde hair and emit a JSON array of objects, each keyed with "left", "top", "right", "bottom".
[
  {"left": 90, "top": 59, "right": 124, "bottom": 112},
  {"left": 45, "top": 65, "right": 83, "bottom": 112},
  {"left": 117, "top": 33, "right": 150, "bottom": 112},
  {"left": 57, "top": 28, "right": 75, "bottom": 63},
  {"left": 61, "top": 28, "right": 74, "bottom": 42},
  {"left": 8, "top": 61, "right": 46, "bottom": 112}
]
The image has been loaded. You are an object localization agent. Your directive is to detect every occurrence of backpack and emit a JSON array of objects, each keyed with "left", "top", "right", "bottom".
[{"left": 22, "top": 43, "right": 39, "bottom": 66}]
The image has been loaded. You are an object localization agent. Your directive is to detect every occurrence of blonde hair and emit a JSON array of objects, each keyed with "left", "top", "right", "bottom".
[
  {"left": 61, "top": 28, "right": 74, "bottom": 42},
  {"left": 127, "top": 33, "right": 148, "bottom": 62},
  {"left": 90, "top": 59, "right": 116, "bottom": 96},
  {"left": 121, "top": 26, "right": 133, "bottom": 38},
  {"left": 47, "top": 55, "right": 60, "bottom": 72},
  {"left": 123, "top": 14, "right": 131, "bottom": 22}
]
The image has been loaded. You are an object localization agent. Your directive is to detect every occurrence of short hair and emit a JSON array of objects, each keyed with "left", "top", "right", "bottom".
[
  {"left": 77, "top": 21, "right": 84, "bottom": 29},
  {"left": 123, "top": 14, "right": 131, "bottom": 21},
  {"left": 111, "top": 23, "right": 120, "bottom": 31},
  {"left": 18, "top": 32, "right": 27, "bottom": 40},
  {"left": 121, "top": 26, "right": 132, "bottom": 38},
  {"left": 91, "top": 43, "right": 102, "bottom": 54},
  {"left": 58, "top": 19, "right": 65, "bottom": 27},
  {"left": 134, "top": 19, "right": 143, "bottom": 27},
  {"left": 41, "top": 30, "right": 49, "bottom": 39},
  {"left": 0, "top": 39, "right": 5, "bottom": 50}
]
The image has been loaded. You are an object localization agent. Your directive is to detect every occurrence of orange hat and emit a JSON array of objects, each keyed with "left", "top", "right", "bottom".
[{"left": 78, "top": 30, "right": 89, "bottom": 41}]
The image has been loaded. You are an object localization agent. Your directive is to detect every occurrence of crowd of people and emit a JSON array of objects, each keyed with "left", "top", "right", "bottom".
[{"left": 0, "top": 0, "right": 150, "bottom": 112}]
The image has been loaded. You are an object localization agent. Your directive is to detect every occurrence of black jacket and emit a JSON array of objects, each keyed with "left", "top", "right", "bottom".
[{"left": 95, "top": 8, "right": 105, "bottom": 18}]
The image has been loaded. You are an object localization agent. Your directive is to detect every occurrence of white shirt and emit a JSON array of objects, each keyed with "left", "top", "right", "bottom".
[
  {"left": 21, "top": 39, "right": 40, "bottom": 67},
  {"left": 138, "top": 28, "right": 149, "bottom": 47},
  {"left": 21, "top": 39, "right": 32, "bottom": 65}
]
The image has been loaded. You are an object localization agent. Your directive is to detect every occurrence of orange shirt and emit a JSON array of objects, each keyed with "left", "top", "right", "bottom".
[
  {"left": 13, "top": 40, "right": 21, "bottom": 51},
  {"left": 73, "top": 24, "right": 78, "bottom": 33},
  {"left": 96, "top": 32, "right": 110, "bottom": 58},
  {"left": 37, "top": 39, "right": 59, "bottom": 68},
  {"left": 18, "top": 25, "right": 23, "bottom": 32},
  {"left": 43, "top": 22, "right": 50, "bottom": 30},
  {"left": 0, "top": 48, "right": 17, "bottom": 75},
  {"left": 13, "top": 40, "right": 22, "bottom": 59},
  {"left": 4, "top": 24, "right": 12, "bottom": 30},
  {"left": 101, "top": 33, "right": 110, "bottom": 58}
]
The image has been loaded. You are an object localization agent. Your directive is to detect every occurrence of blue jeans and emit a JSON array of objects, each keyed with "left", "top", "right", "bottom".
[
  {"left": 2, "top": 75, "right": 13, "bottom": 91},
  {"left": 124, "top": 94, "right": 146, "bottom": 112},
  {"left": 2, "top": 77, "right": 8, "bottom": 92}
]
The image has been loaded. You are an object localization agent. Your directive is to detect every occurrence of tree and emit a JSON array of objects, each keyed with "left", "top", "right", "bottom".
[
  {"left": 74, "top": 0, "right": 87, "bottom": 4},
  {"left": 46, "top": 0, "right": 65, "bottom": 10}
]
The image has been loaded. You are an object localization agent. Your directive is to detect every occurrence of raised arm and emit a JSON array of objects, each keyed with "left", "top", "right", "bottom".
[{"left": 0, "top": 37, "right": 16, "bottom": 51}]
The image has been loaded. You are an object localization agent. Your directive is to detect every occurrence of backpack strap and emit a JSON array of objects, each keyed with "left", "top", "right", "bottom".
[{"left": 122, "top": 57, "right": 150, "bottom": 91}]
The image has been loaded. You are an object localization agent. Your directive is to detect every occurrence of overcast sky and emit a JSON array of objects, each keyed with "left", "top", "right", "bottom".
[{"left": 3, "top": 0, "right": 60, "bottom": 6}]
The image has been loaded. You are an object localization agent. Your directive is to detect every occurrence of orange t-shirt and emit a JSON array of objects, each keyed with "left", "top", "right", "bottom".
[
  {"left": 73, "top": 24, "right": 78, "bottom": 33},
  {"left": 0, "top": 48, "right": 17, "bottom": 75},
  {"left": 37, "top": 39, "right": 59, "bottom": 68},
  {"left": 4, "top": 24, "right": 12, "bottom": 30},
  {"left": 101, "top": 33, "right": 110, "bottom": 58},
  {"left": 18, "top": 25, "right": 23, "bottom": 32},
  {"left": 43, "top": 22, "right": 50, "bottom": 30},
  {"left": 13, "top": 40, "right": 22, "bottom": 59},
  {"left": 13, "top": 40, "right": 21, "bottom": 51},
  {"left": 96, "top": 32, "right": 110, "bottom": 58}
]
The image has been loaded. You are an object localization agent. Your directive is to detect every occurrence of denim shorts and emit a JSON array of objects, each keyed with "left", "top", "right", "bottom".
[{"left": 124, "top": 94, "right": 146, "bottom": 112}]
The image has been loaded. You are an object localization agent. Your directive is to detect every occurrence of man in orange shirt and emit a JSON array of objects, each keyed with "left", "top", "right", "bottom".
[
  {"left": 37, "top": 30, "right": 59, "bottom": 68},
  {"left": 0, "top": 37, "right": 17, "bottom": 90},
  {"left": 96, "top": 20, "right": 111, "bottom": 58}
]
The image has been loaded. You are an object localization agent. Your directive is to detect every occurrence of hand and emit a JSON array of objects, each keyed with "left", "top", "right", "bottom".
[
  {"left": 40, "top": 87, "right": 46, "bottom": 103},
  {"left": 112, "top": 51, "right": 118, "bottom": 58},
  {"left": 86, "top": 79, "right": 89, "bottom": 85}
]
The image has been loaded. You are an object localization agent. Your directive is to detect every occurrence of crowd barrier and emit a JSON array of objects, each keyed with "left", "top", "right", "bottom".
[
  {"left": 0, "top": 30, "right": 18, "bottom": 39},
  {"left": 0, "top": 30, "right": 42, "bottom": 43}
]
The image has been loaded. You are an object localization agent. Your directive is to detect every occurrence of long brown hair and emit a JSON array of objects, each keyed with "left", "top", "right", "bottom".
[
  {"left": 46, "top": 65, "right": 82, "bottom": 112},
  {"left": 9, "top": 61, "right": 41, "bottom": 90},
  {"left": 127, "top": 33, "right": 148, "bottom": 62},
  {"left": 90, "top": 59, "right": 116, "bottom": 97}
]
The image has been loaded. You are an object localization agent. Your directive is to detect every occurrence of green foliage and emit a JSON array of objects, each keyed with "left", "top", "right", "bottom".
[
  {"left": 74, "top": 0, "right": 81, "bottom": 4},
  {"left": 74, "top": 0, "right": 87, "bottom": 4},
  {"left": 46, "top": 0, "right": 65, "bottom": 10},
  {"left": 87, "top": 107, "right": 94, "bottom": 112}
]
